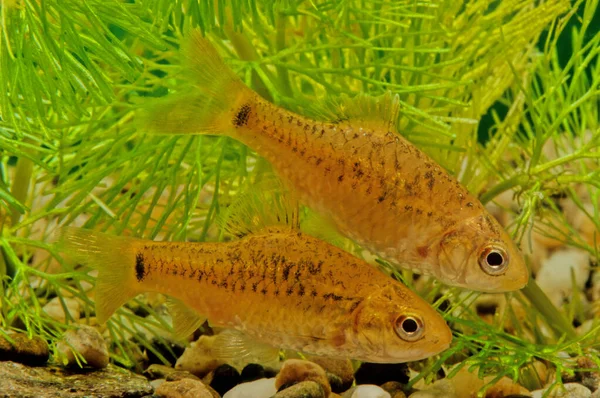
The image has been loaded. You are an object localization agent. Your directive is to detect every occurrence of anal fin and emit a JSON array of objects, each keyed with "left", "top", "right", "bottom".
[{"left": 166, "top": 297, "right": 206, "bottom": 341}]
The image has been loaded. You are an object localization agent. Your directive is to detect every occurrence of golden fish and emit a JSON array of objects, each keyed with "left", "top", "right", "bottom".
[
  {"left": 140, "top": 32, "right": 528, "bottom": 292},
  {"left": 58, "top": 224, "right": 451, "bottom": 363}
]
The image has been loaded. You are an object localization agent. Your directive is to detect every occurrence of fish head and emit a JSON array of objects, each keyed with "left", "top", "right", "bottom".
[
  {"left": 437, "top": 214, "right": 529, "bottom": 292},
  {"left": 349, "top": 285, "right": 452, "bottom": 363}
]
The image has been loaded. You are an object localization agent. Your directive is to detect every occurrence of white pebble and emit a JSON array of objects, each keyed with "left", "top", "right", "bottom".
[
  {"left": 350, "top": 385, "right": 391, "bottom": 398},
  {"left": 223, "top": 378, "right": 277, "bottom": 398},
  {"left": 531, "top": 382, "right": 591, "bottom": 397},
  {"left": 536, "top": 248, "right": 590, "bottom": 307},
  {"left": 56, "top": 325, "right": 109, "bottom": 368}
]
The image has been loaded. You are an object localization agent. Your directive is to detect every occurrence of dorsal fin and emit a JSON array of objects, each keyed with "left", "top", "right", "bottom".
[
  {"left": 220, "top": 175, "right": 300, "bottom": 238},
  {"left": 306, "top": 91, "right": 401, "bottom": 133}
]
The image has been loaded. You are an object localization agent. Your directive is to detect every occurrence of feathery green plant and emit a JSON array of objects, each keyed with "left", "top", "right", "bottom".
[{"left": 1, "top": 0, "right": 599, "bottom": 392}]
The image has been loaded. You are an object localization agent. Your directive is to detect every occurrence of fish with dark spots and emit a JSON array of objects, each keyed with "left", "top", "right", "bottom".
[
  {"left": 140, "top": 32, "right": 528, "bottom": 293},
  {"left": 59, "top": 226, "right": 451, "bottom": 363}
]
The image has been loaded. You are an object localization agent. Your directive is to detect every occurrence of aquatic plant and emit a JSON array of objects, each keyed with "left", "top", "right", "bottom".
[{"left": 0, "top": 0, "right": 599, "bottom": 393}]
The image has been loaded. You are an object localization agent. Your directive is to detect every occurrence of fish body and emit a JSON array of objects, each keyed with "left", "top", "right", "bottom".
[
  {"left": 60, "top": 227, "right": 451, "bottom": 363},
  {"left": 141, "top": 33, "right": 529, "bottom": 292}
]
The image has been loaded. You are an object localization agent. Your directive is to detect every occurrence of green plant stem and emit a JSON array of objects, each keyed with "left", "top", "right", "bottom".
[
  {"left": 521, "top": 279, "right": 577, "bottom": 339},
  {"left": 10, "top": 156, "right": 33, "bottom": 227},
  {"left": 275, "top": 13, "right": 293, "bottom": 97},
  {"left": 224, "top": 26, "right": 274, "bottom": 102}
]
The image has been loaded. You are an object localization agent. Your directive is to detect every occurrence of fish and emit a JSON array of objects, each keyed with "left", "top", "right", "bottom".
[
  {"left": 139, "top": 32, "right": 529, "bottom": 292},
  {"left": 57, "top": 188, "right": 452, "bottom": 364}
]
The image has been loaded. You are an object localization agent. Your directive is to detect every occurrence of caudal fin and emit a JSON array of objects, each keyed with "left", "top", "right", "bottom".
[
  {"left": 57, "top": 228, "right": 140, "bottom": 323},
  {"left": 139, "top": 31, "right": 253, "bottom": 136}
]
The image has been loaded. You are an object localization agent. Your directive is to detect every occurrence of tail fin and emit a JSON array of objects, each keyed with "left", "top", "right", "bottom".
[
  {"left": 138, "top": 31, "right": 253, "bottom": 136},
  {"left": 57, "top": 228, "right": 140, "bottom": 323}
]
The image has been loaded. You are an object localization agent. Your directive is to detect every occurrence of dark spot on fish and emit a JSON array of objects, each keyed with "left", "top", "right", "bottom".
[
  {"left": 298, "top": 285, "right": 305, "bottom": 297},
  {"left": 252, "top": 283, "right": 258, "bottom": 292},
  {"left": 405, "top": 205, "right": 413, "bottom": 211},
  {"left": 416, "top": 208, "right": 423, "bottom": 215},
  {"left": 261, "top": 288, "right": 268, "bottom": 295},
  {"left": 135, "top": 253, "right": 145, "bottom": 282},
  {"left": 233, "top": 104, "right": 251, "bottom": 127},
  {"left": 332, "top": 333, "right": 346, "bottom": 347},
  {"left": 424, "top": 171, "right": 435, "bottom": 190},
  {"left": 286, "top": 287, "right": 294, "bottom": 296},
  {"left": 417, "top": 246, "right": 429, "bottom": 258},
  {"left": 338, "top": 175, "right": 344, "bottom": 182},
  {"left": 315, "top": 158, "right": 323, "bottom": 165},
  {"left": 323, "top": 293, "right": 343, "bottom": 301},
  {"left": 467, "top": 202, "right": 474, "bottom": 208},
  {"left": 349, "top": 300, "right": 362, "bottom": 312},
  {"left": 308, "top": 261, "right": 323, "bottom": 275},
  {"left": 427, "top": 211, "right": 433, "bottom": 217},
  {"left": 378, "top": 194, "right": 386, "bottom": 203},
  {"left": 311, "top": 289, "right": 318, "bottom": 297}
]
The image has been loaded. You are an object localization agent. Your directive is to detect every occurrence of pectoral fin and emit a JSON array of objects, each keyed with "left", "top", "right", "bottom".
[{"left": 213, "top": 329, "right": 280, "bottom": 365}]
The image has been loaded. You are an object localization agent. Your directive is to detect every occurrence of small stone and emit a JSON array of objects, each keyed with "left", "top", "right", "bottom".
[
  {"left": 155, "top": 378, "right": 215, "bottom": 398},
  {"left": 344, "top": 385, "right": 391, "bottom": 397},
  {"left": 536, "top": 248, "right": 590, "bottom": 307},
  {"left": 275, "top": 380, "right": 326, "bottom": 398},
  {"left": 166, "top": 371, "right": 201, "bottom": 382},
  {"left": 381, "top": 381, "right": 407, "bottom": 398},
  {"left": 240, "top": 363, "right": 266, "bottom": 382},
  {"left": 355, "top": 363, "right": 409, "bottom": 386},
  {"left": 327, "top": 372, "right": 345, "bottom": 394},
  {"left": 175, "top": 335, "right": 225, "bottom": 378},
  {"left": 276, "top": 359, "right": 331, "bottom": 396},
  {"left": 531, "top": 383, "right": 591, "bottom": 397},
  {"left": 56, "top": 325, "right": 109, "bottom": 368},
  {"left": 409, "top": 379, "right": 457, "bottom": 398},
  {"left": 43, "top": 296, "right": 81, "bottom": 322},
  {"left": 308, "top": 357, "right": 354, "bottom": 391},
  {"left": 578, "top": 356, "right": 600, "bottom": 392},
  {"left": 209, "top": 363, "right": 241, "bottom": 395},
  {"left": 224, "top": 378, "right": 277, "bottom": 398},
  {"left": 0, "top": 332, "right": 49, "bottom": 366}
]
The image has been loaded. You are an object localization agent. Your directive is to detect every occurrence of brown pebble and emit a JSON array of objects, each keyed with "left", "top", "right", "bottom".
[
  {"left": 155, "top": 378, "right": 218, "bottom": 398},
  {"left": 175, "top": 335, "right": 225, "bottom": 378},
  {"left": 381, "top": 381, "right": 407, "bottom": 398},
  {"left": 276, "top": 359, "right": 331, "bottom": 396},
  {"left": 0, "top": 333, "right": 49, "bottom": 366},
  {"left": 308, "top": 356, "right": 354, "bottom": 391},
  {"left": 275, "top": 380, "right": 326, "bottom": 398}
]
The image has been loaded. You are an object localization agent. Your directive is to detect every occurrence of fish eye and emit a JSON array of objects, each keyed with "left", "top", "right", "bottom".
[
  {"left": 395, "top": 315, "right": 424, "bottom": 341},
  {"left": 478, "top": 245, "right": 508, "bottom": 276}
]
